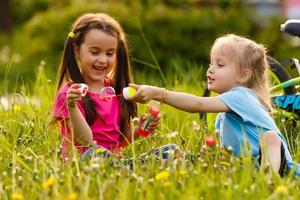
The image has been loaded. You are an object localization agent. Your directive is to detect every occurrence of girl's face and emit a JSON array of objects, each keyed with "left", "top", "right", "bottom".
[
  {"left": 75, "top": 28, "right": 118, "bottom": 88},
  {"left": 207, "top": 42, "right": 243, "bottom": 94}
]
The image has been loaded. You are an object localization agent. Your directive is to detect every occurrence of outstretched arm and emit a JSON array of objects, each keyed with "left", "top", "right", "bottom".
[{"left": 129, "top": 84, "right": 229, "bottom": 113}]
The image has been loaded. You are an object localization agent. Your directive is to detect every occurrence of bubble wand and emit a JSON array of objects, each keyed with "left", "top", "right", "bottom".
[{"left": 78, "top": 84, "right": 136, "bottom": 101}]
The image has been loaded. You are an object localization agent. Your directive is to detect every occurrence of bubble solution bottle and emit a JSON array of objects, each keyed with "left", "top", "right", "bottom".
[{"left": 139, "top": 103, "right": 160, "bottom": 137}]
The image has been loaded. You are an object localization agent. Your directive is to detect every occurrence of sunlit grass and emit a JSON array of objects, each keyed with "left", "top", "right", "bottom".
[{"left": 0, "top": 64, "right": 300, "bottom": 200}]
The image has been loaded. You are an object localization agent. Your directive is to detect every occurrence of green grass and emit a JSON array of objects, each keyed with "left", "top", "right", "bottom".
[{"left": 0, "top": 66, "right": 300, "bottom": 200}]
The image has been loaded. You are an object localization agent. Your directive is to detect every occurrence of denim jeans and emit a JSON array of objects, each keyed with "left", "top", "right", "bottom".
[{"left": 81, "top": 144, "right": 181, "bottom": 170}]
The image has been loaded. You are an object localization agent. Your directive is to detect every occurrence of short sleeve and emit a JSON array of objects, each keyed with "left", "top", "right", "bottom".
[
  {"left": 217, "top": 87, "right": 262, "bottom": 123},
  {"left": 53, "top": 92, "right": 69, "bottom": 121},
  {"left": 53, "top": 84, "right": 86, "bottom": 121}
]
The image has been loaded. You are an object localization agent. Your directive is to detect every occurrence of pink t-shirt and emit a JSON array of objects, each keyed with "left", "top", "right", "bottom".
[{"left": 53, "top": 84, "right": 127, "bottom": 157}]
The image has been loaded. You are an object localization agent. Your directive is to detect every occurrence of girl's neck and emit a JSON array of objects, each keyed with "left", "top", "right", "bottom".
[{"left": 86, "top": 81, "right": 105, "bottom": 93}]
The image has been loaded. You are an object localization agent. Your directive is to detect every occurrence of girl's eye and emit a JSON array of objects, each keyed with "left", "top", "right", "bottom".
[
  {"left": 107, "top": 52, "right": 115, "bottom": 57},
  {"left": 91, "top": 51, "right": 99, "bottom": 55}
]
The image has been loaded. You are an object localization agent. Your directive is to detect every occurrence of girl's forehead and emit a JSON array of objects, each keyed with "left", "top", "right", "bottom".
[
  {"left": 211, "top": 40, "right": 237, "bottom": 59},
  {"left": 83, "top": 28, "right": 118, "bottom": 48}
]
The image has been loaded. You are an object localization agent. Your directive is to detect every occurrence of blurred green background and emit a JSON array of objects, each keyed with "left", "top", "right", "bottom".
[{"left": 0, "top": 0, "right": 298, "bottom": 89}]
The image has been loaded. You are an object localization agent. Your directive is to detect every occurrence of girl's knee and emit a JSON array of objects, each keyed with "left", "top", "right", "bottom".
[{"left": 260, "top": 131, "right": 281, "bottom": 146}]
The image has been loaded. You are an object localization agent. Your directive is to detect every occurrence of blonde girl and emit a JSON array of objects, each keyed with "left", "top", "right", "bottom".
[{"left": 129, "top": 34, "right": 300, "bottom": 176}]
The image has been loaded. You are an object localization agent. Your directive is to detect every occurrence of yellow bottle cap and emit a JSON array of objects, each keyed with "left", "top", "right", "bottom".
[{"left": 123, "top": 87, "right": 136, "bottom": 100}]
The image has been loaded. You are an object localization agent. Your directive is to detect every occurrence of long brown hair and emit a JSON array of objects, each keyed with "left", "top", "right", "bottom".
[
  {"left": 212, "top": 34, "right": 272, "bottom": 112},
  {"left": 56, "top": 13, "right": 137, "bottom": 134}
]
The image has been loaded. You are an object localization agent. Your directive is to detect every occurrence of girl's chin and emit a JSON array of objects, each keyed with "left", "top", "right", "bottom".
[
  {"left": 207, "top": 86, "right": 220, "bottom": 94},
  {"left": 207, "top": 85, "right": 214, "bottom": 91}
]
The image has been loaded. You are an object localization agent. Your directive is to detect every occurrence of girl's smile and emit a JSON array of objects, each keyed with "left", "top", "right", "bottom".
[{"left": 207, "top": 75, "right": 215, "bottom": 84}]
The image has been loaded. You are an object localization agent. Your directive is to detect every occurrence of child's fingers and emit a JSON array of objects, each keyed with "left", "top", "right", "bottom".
[
  {"left": 147, "top": 121, "right": 159, "bottom": 129},
  {"left": 130, "top": 88, "right": 143, "bottom": 102},
  {"left": 70, "top": 83, "right": 82, "bottom": 89},
  {"left": 68, "top": 85, "right": 82, "bottom": 96},
  {"left": 66, "top": 96, "right": 81, "bottom": 108},
  {"left": 138, "top": 114, "right": 146, "bottom": 124},
  {"left": 128, "top": 84, "right": 149, "bottom": 103},
  {"left": 67, "top": 90, "right": 81, "bottom": 99},
  {"left": 129, "top": 83, "right": 140, "bottom": 90},
  {"left": 155, "top": 114, "right": 161, "bottom": 121},
  {"left": 146, "top": 125, "right": 158, "bottom": 133},
  {"left": 68, "top": 95, "right": 81, "bottom": 101}
]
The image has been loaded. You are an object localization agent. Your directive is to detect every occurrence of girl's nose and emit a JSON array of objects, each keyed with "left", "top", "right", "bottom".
[
  {"left": 207, "top": 64, "right": 214, "bottom": 74},
  {"left": 97, "top": 53, "right": 106, "bottom": 63}
]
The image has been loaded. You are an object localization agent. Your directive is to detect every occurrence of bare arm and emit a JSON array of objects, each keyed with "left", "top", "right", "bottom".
[
  {"left": 66, "top": 84, "right": 94, "bottom": 146},
  {"left": 68, "top": 106, "right": 93, "bottom": 145},
  {"left": 129, "top": 84, "right": 230, "bottom": 113}
]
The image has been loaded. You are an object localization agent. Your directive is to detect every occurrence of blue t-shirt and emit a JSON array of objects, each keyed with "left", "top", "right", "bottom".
[{"left": 215, "top": 87, "right": 300, "bottom": 175}]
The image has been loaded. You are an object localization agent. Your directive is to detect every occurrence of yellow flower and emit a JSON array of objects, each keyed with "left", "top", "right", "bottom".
[
  {"left": 13, "top": 105, "right": 21, "bottom": 112},
  {"left": 162, "top": 181, "right": 171, "bottom": 187},
  {"left": 275, "top": 185, "right": 288, "bottom": 195},
  {"left": 42, "top": 177, "right": 55, "bottom": 189},
  {"left": 64, "top": 192, "right": 78, "bottom": 200},
  {"left": 179, "top": 170, "right": 187, "bottom": 176},
  {"left": 96, "top": 148, "right": 105, "bottom": 154},
  {"left": 220, "top": 161, "right": 230, "bottom": 166},
  {"left": 11, "top": 193, "right": 23, "bottom": 200},
  {"left": 155, "top": 171, "right": 169, "bottom": 181}
]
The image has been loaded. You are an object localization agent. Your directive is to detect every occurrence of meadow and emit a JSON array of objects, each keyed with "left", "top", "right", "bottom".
[{"left": 0, "top": 60, "right": 300, "bottom": 200}]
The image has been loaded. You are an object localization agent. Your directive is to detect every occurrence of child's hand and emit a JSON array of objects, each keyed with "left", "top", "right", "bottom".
[
  {"left": 66, "top": 83, "right": 83, "bottom": 109},
  {"left": 129, "top": 83, "right": 161, "bottom": 103},
  {"left": 144, "top": 113, "right": 161, "bottom": 133},
  {"left": 137, "top": 114, "right": 161, "bottom": 136}
]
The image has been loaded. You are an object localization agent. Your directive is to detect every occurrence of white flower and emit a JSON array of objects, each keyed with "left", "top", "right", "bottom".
[{"left": 166, "top": 131, "right": 178, "bottom": 138}]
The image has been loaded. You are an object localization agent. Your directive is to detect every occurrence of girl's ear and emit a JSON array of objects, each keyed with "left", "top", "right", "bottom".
[
  {"left": 73, "top": 45, "right": 79, "bottom": 58},
  {"left": 238, "top": 68, "right": 252, "bottom": 84},
  {"left": 73, "top": 45, "right": 82, "bottom": 71}
]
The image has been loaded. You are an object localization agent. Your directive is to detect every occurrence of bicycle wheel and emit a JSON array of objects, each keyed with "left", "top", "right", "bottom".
[
  {"left": 200, "top": 55, "right": 296, "bottom": 132},
  {"left": 267, "top": 56, "right": 297, "bottom": 95}
]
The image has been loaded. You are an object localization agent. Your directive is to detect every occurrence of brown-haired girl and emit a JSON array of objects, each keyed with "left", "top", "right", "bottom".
[{"left": 53, "top": 13, "right": 179, "bottom": 160}]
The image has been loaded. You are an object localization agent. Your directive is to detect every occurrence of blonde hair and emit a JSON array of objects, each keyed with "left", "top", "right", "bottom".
[{"left": 212, "top": 34, "right": 272, "bottom": 112}]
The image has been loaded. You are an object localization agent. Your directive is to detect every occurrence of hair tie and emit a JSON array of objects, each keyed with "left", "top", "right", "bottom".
[{"left": 68, "top": 31, "right": 75, "bottom": 38}]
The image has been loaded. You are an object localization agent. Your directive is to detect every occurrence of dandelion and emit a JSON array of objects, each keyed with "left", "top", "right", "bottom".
[
  {"left": 42, "top": 177, "right": 55, "bottom": 189},
  {"left": 179, "top": 170, "right": 187, "bottom": 176},
  {"left": 219, "top": 161, "right": 230, "bottom": 166},
  {"left": 96, "top": 148, "right": 105, "bottom": 154},
  {"left": 148, "top": 178, "right": 154, "bottom": 183},
  {"left": 192, "top": 120, "right": 200, "bottom": 131},
  {"left": 2, "top": 171, "right": 7, "bottom": 177},
  {"left": 132, "top": 117, "right": 139, "bottom": 125},
  {"left": 155, "top": 171, "right": 169, "bottom": 181},
  {"left": 13, "top": 105, "right": 21, "bottom": 112},
  {"left": 0, "top": 97, "right": 9, "bottom": 110},
  {"left": 91, "top": 163, "right": 100, "bottom": 169},
  {"left": 165, "top": 131, "right": 178, "bottom": 138},
  {"left": 13, "top": 53, "right": 21, "bottom": 63},
  {"left": 162, "top": 181, "right": 171, "bottom": 187},
  {"left": 275, "top": 185, "right": 288, "bottom": 195},
  {"left": 64, "top": 192, "right": 78, "bottom": 200},
  {"left": 11, "top": 192, "right": 23, "bottom": 200}
]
